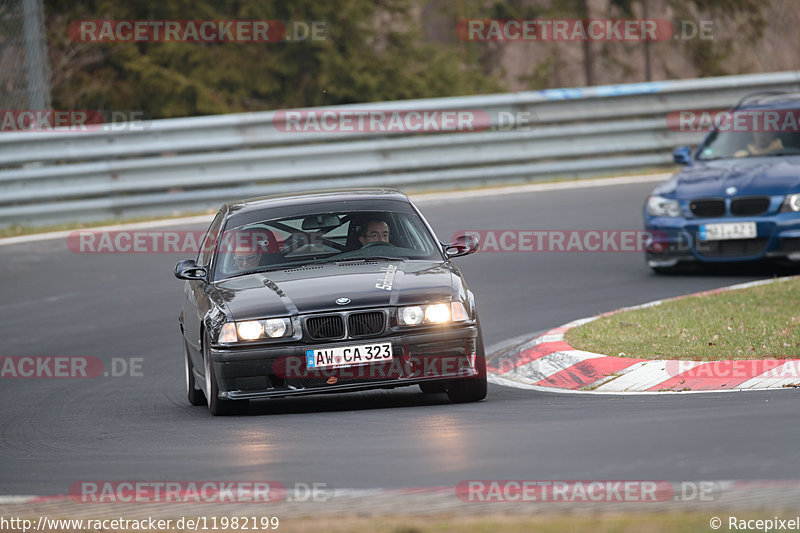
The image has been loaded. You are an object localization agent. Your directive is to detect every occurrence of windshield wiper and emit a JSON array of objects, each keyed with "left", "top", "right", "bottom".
[{"left": 315, "top": 256, "right": 403, "bottom": 264}]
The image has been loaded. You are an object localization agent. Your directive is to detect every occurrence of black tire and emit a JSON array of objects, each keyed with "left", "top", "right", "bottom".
[
  {"left": 447, "top": 321, "right": 488, "bottom": 403},
  {"left": 184, "top": 340, "right": 206, "bottom": 406},
  {"left": 419, "top": 381, "right": 448, "bottom": 394},
  {"left": 203, "top": 333, "right": 248, "bottom": 416}
]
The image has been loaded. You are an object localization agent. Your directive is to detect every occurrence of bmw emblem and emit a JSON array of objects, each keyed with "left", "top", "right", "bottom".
[
  {"left": 726, "top": 186, "right": 737, "bottom": 196},
  {"left": 335, "top": 297, "right": 351, "bottom": 305}
]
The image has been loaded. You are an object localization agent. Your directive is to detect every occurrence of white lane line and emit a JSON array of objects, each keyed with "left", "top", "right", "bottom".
[
  {"left": 0, "top": 174, "right": 670, "bottom": 247},
  {"left": 0, "top": 215, "right": 214, "bottom": 247},
  {"left": 415, "top": 173, "right": 670, "bottom": 204}
]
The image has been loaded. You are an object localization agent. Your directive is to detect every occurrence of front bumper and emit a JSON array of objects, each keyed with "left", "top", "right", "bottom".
[
  {"left": 210, "top": 325, "right": 479, "bottom": 400},
  {"left": 644, "top": 213, "right": 800, "bottom": 264}
]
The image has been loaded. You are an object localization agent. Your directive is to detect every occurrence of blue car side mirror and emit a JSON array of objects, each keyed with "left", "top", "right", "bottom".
[{"left": 673, "top": 146, "right": 692, "bottom": 165}]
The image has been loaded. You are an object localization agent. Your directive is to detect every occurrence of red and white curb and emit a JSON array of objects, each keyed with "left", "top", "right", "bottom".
[{"left": 488, "top": 277, "right": 800, "bottom": 393}]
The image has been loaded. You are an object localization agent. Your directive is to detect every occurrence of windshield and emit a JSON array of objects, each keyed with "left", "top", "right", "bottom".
[
  {"left": 696, "top": 109, "right": 800, "bottom": 160},
  {"left": 213, "top": 209, "right": 443, "bottom": 280}
]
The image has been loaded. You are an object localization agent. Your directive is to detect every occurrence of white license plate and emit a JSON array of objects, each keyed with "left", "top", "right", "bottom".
[
  {"left": 306, "top": 343, "right": 392, "bottom": 369},
  {"left": 699, "top": 222, "right": 757, "bottom": 241}
]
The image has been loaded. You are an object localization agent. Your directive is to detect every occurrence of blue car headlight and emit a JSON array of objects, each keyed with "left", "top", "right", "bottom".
[
  {"left": 646, "top": 195, "right": 681, "bottom": 217},
  {"left": 780, "top": 193, "right": 800, "bottom": 213}
]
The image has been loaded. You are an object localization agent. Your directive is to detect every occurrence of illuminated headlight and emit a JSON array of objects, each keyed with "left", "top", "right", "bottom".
[
  {"left": 237, "top": 321, "right": 264, "bottom": 340},
  {"left": 646, "top": 196, "right": 681, "bottom": 217},
  {"left": 218, "top": 318, "right": 293, "bottom": 343},
  {"left": 780, "top": 193, "right": 800, "bottom": 212},
  {"left": 398, "top": 302, "right": 470, "bottom": 326},
  {"left": 425, "top": 303, "right": 451, "bottom": 323}
]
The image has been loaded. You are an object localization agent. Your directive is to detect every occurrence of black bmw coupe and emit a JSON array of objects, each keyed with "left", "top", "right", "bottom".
[{"left": 175, "top": 188, "right": 485, "bottom": 415}]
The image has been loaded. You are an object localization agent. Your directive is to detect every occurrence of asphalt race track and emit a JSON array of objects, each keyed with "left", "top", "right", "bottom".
[{"left": 1, "top": 179, "right": 799, "bottom": 498}]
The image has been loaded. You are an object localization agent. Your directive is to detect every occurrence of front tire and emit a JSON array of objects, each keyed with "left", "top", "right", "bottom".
[
  {"left": 185, "top": 340, "right": 206, "bottom": 406},
  {"left": 203, "top": 333, "right": 248, "bottom": 416},
  {"left": 446, "top": 321, "right": 488, "bottom": 403}
]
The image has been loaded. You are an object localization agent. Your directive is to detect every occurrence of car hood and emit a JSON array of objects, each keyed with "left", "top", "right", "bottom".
[
  {"left": 654, "top": 157, "right": 800, "bottom": 198},
  {"left": 212, "top": 260, "right": 457, "bottom": 320}
]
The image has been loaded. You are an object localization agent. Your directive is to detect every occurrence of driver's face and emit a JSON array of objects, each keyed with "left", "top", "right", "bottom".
[
  {"left": 233, "top": 249, "right": 259, "bottom": 269},
  {"left": 360, "top": 221, "right": 390, "bottom": 244}
]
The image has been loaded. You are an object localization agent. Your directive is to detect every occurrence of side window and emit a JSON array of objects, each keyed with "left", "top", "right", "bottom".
[{"left": 197, "top": 211, "right": 224, "bottom": 266}]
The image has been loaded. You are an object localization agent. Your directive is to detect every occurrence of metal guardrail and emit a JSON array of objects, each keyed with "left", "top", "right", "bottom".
[{"left": 2, "top": 70, "right": 800, "bottom": 227}]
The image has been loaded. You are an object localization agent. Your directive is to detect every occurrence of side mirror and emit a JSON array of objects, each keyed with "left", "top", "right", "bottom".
[
  {"left": 673, "top": 146, "right": 692, "bottom": 165},
  {"left": 445, "top": 234, "right": 480, "bottom": 258},
  {"left": 175, "top": 259, "right": 207, "bottom": 281}
]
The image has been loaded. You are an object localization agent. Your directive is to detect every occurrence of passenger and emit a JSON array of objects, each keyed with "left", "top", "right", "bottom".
[{"left": 225, "top": 228, "right": 278, "bottom": 272}]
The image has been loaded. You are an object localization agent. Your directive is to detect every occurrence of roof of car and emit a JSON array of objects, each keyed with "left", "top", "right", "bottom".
[
  {"left": 734, "top": 91, "right": 800, "bottom": 110},
  {"left": 223, "top": 188, "right": 411, "bottom": 217}
]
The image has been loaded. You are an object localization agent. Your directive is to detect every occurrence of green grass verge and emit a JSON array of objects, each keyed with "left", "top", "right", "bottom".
[{"left": 565, "top": 277, "right": 800, "bottom": 361}]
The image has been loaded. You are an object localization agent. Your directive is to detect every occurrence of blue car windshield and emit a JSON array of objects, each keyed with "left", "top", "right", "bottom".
[{"left": 696, "top": 109, "right": 800, "bottom": 160}]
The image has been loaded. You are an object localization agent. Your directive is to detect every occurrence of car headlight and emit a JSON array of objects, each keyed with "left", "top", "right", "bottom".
[
  {"left": 218, "top": 318, "right": 293, "bottom": 343},
  {"left": 646, "top": 195, "right": 682, "bottom": 217},
  {"left": 398, "top": 302, "right": 469, "bottom": 326},
  {"left": 237, "top": 321, "right": 264, "bottom": 340},
  {"left": 780, "top": 193, "right": 800, "bottom": 212}
]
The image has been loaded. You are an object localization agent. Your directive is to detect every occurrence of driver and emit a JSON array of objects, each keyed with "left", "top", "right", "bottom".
[
  {"left": 734, "top": 130, "right": 784, "bottom": 157},
  {"left": 359, "top": 219, "right": 390, "bottom": 246}
]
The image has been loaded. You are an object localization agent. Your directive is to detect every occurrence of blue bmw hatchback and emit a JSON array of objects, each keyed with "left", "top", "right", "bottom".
[{"left": 644, "top": 93, "right": 800, "bottom": 272}]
